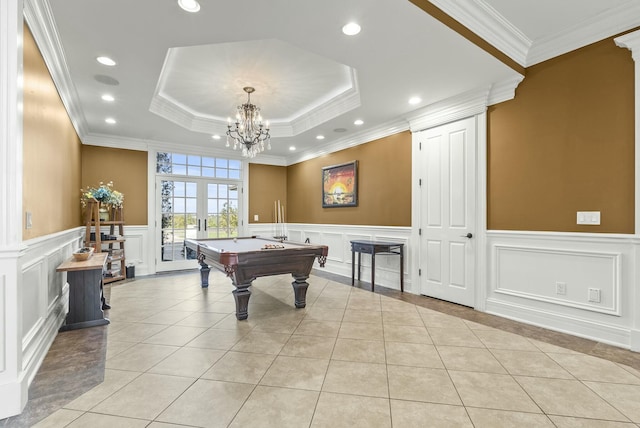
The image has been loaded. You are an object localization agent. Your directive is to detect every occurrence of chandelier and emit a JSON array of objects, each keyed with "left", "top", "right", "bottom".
[{"left": 226, "top": 87, "right": 271, "bottom": 158}]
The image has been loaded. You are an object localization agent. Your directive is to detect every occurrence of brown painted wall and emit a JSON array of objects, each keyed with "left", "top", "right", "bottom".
[
  {"left": 248, "top": 164, "right": 287, "bottom": 224},
  {"left": 488, "top": 37, "right": 635, "bottom": 233},
  {"left": 285, "top": 131, "right": 412, "bottom": 226},
  {"left": 23, "top": 24, "right": 82, "bottom": 240},
  {"left": 81, "top": 146, "right": 148, "bottom": 225}
]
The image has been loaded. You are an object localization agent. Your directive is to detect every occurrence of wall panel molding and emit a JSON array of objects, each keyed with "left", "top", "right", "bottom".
[
  {"left": 247, "top": 223, "right": 412, "bottom": 292},
  {"left": 0, "top": 274, "right": 5, "bottom": 372},
  {"left": 493, "top": 244, "right": 621, "bottom": 316},
  {"left": 486, "top": 230, "right": 638, "bottom": 350}
]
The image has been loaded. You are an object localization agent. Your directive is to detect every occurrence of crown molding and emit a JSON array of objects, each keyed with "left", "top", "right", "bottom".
[
  {"left": 151, "top": 58, "right": 360, "bottom": 139},
  {"left": 615, "top": 29, "right": 640, "bottom": 60},
  {"left": 290, "top": 85, "right": 361, "bottom": 136},
  {"left": 82, "top": 132, "right": 288, "bottom": 166},
  {"left": 82, "top": 133, "right": 149, "bottom": 151},
  {"left": 428, "top": 0, "right": 531, "bottom": 67},
  {"left": 428, "top": 0, "right": 640, "bottom": 69},
  {"left": 406, "top": 87, "right": 490, "bottom": 132},
  {"left": 488, "top": 75, "right": 524, "bottom": 106},
  {"left": 526, "top": 0, "right": 640, "bottom": 66},
  {"left": 285, "top": 118, "right": 409, "bottom": 165},
  {"left": 23, "top": 0, "right": 88, "bottom": 140},
  {"left": 150, "top": 84, "right": 360, "bottom": 139}
]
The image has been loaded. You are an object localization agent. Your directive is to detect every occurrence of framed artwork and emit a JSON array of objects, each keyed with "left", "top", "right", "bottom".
[{"left": 322, "top": 160, "right": 358, "bottom": 208}]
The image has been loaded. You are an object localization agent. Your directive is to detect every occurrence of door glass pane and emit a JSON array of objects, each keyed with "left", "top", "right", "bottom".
[
  {"left": 207, "top": 183, "right": 239, "bottom": 238},
  {"left": 161, "top": 180, "right": 197, "bottom": 261}
]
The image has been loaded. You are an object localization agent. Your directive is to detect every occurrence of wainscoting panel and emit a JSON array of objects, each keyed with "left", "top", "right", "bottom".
[
  {"left": 122, "top": 226, "right": 148, "bottom": 276},
  {"left": 316, "top": 232, "right": 344, "bottom": 263},
  {"left": 486, "top": 231, "right": 639, "bottom": 350},
  {"left": 21, "top": 259, "right": 43, "bottom": 349},
  {"left": 248, "top": 224, "right": 412, "bottom": 292},
  {"left": 494, "top": 245, "right": 620, "bottom": 315},
  {"left": 0, "top": 274, "right": 5, "bottom": 372},
  {"left": 46, "top": 248, "right": 65, "bottom": 308},
  {"left": 19, "top": 228, "right": 83, "bottom": 389}
]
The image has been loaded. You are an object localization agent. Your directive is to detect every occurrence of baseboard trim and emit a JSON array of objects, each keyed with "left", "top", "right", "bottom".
[{"left": 486, "top": 298, "right": 631, "bottom": 349}]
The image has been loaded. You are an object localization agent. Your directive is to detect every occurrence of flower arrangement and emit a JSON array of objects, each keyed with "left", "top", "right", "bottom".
[{"left": 81, "top": 181, "right": 124, "bottom": 208}]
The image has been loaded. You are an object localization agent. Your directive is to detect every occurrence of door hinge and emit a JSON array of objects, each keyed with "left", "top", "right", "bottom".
[
  {"left": 418, "top": 268, "right": 422, "bottom": 276},
  {"left": 419, "top": 142, "right": 422, "bottom": 150},
  {"left": 419, "top": 178, "right": 422, "bottom": 186},
  {"left": 419, "top": 228, "right": 422, "bottom": 236}
]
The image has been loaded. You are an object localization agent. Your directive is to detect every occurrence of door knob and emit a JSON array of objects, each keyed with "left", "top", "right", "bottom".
[{"left": 460, "top": 233, "right": 473, "bottom": 239}]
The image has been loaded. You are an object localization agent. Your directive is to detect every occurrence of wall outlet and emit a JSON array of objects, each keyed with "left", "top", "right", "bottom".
[
  {"left": 588, "top": 288, "right": 601, "bottom": 303},
  {"left": 253, "top": 214, "right": 259, "bottom": 221},
  {"left": 577, "top": 211, "right": 600, "bottom": 225},
  {"left": 555, "top": 281, "right": 567, "bottom": 295},
  {"left": 25, "top": 211, "right": 32, "bottom": 229}
]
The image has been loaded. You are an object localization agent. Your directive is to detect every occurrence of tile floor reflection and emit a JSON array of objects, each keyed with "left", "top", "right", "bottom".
[{"left": 3, "top": 269, "right": 640, "bottom": 427}]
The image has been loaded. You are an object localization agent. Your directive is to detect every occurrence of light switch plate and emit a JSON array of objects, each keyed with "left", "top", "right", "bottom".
[{"left": 577, "top": 211, "right": 600, "bottom": 225}]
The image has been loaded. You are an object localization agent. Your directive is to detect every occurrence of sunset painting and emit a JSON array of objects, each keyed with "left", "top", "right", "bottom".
[{"left": 322, "top": 161, "right": 358, "bottom": 208}]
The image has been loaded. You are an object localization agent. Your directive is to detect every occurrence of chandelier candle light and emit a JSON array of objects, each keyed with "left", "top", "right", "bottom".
[{"left": 226, "top": 87, "right": 271, "bottom": 158}]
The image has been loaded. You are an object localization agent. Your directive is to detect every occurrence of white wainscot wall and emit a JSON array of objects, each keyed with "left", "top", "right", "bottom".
[
  {"left": 247, "top": 223, "right": 413, "bottom": 293},
  {"left": 122, "top": 225, "right": 152, "bottom": 277},
  {"left": 0, "top": 224, "right": 151, "bottom": 418},
  {"left": 485, "top": 231, "right": 640, "bottom": 351},
  {"left": 15, "top": 228, "right": 84, "bottom": 403}
]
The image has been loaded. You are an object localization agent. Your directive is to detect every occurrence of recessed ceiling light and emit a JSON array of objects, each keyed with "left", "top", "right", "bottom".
[
  {"left": 354, "top": 119, "right": 364, "bottom": 126},
  {"left": 96, "top": 56, "right": 116, "bottom": 66},
  {"left": 211, "top": 135, "right": 221, "bottom": 140},
  {"left": 101, "top": 94, "right": 114, "bottom": 102},
  {"left": 178, "top": 0, "right": 200, "bottom": 12},
  {"left": 105, "top": 118, "right": 116, "bottom": 124},
  {"left": 289, "top": 146, "right": 296, "bottom": 151},
  {"left": 408, "top": 96, "right": 422, "bottom": 105},
  {"left": 342, "top": 22, "right": 361, "bottom": 36},
  {"left": 316, "top": 135, "right": 325, "bottom": 140}
]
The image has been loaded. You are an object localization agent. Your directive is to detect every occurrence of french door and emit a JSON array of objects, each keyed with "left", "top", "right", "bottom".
[
  {"left": 416, "top": 116, "right": 476, "bottom": 307},
  {"left": 156, "top": 177, "right": 241, "bottom": 271}
]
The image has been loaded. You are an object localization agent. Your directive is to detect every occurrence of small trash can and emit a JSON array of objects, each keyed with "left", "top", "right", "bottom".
[{"left": 126, "top": 264, "right": 135, "bottom": 279}]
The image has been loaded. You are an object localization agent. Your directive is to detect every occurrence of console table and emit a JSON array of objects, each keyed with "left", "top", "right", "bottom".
[
  {"left": 350, "top": 240, "right": 404, "bottom": 292},
  {"left": 57, "top": 252, "right": 110, "bottom": 331}
]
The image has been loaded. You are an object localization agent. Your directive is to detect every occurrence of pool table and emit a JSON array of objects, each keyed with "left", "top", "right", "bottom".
[{"left": 185, "top": 237, "right": 328, "bottom": 320}]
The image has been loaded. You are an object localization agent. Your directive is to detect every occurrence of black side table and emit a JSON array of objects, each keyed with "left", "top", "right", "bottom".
[{"left": 351, "top": 240, "right": 404, "bottom": 292}]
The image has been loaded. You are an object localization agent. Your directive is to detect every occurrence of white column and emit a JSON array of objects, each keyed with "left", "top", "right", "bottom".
[
  {"left": 615, "top": 30, "right": 640, "bottom": 351},
  {"left": 0, "top": 0, "right": 27, "bottom": 419}
]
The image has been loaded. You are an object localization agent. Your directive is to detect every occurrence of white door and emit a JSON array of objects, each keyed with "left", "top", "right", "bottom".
[
  {"left": 417, "top": 117, "right": 476, "bottom": 307},
  {"left": 156, "top": 177, "right": 241, "bottom": 272}
]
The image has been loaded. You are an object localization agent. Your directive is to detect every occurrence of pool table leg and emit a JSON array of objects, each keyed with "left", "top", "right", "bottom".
[
  {"left": 291, "top": 275, "right": 309, "bottom": 308},
  {"left": 232, "top": 284, "right": 251, "bottom": 320},
  {"left": 197, "top": 254, "right": 210, "bottom": 288}
]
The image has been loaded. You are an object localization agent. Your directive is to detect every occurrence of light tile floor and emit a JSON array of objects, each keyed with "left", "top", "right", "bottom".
[{"left": 28, "top": 271, "right": 640, "bottom": 427}]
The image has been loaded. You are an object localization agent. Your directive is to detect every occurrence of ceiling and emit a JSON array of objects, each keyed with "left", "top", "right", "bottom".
[{"left": 25, "top": 0, "right": 640, "bottom": 165}]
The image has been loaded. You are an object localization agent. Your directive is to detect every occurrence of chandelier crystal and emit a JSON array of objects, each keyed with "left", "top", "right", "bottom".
[{"left": 226, "top": 87, "right": 271, "bottom": 158}]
